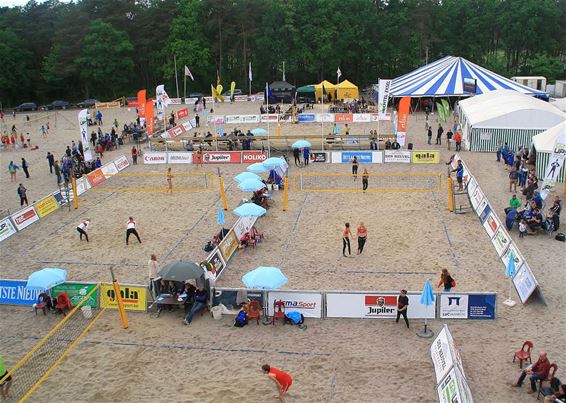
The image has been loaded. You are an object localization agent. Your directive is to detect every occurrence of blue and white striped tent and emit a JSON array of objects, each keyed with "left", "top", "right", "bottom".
[{"left": 390, "top": 56, "right": 547, "bottom": 97}]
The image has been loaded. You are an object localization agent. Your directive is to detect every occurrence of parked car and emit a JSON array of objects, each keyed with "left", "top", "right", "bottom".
[
  {"left": 42, "top": 100, "right": 70, "bottom": 110},
  {"left": 222, "top": 89, "right": 243, "bottom": 97},
  {"left": 14, "top": 102, "right": 37, "bottom": 112},
  {"left": 77, "top": 99, "right": 99, "bottom": 108}
]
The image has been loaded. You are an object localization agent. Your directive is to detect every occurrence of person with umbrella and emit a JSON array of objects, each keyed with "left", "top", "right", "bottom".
[
  {"left": 293, "top": 147, "right": 301, "bottom": 167},
  {"left": 303, "top": 148, "right": 310, "bottom": 166},
  {"left": 395, "top": 289, "right": 409, "bottom": 328}
]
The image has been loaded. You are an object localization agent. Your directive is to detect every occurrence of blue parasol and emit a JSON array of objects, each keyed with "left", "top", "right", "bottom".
[
  {"left": 242, "top": 266, "right": 288, "bottom": 290},
  {"left": 292, "top": 140, "right": 312, "bottom": 149},
  {"left": 233, "top": 202, "right": 267, "bottom": 217},
  {"left": 417, "top": 279, "right": 435, "bottom": 338},
  {"left": 26, "top": 268, "right": 68, "bottom": 290},
  {"left": 251, "top": 128, "right": 267, "bottom": 135},
  {"left": 238, "top": 178, "right": 265, "bottom": 192},
  {"left": 217, "top": 206, "right": 225, "bottom": 225},
  {"left": 234, "top": 172, "right": 261, "bottom": 183},
  {"left": 263, "top": 157, "right": 288, "bottom": 169},
  {"left": 505, "top": 251, "right": 516, "bottom": 278},
  {"left": 247, "top": 162, "right": 269, "bottom": 174}
]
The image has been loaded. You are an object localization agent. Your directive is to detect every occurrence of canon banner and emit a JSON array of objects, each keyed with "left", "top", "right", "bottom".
[
  {"left": 377, "top": 79, "right": 392, "bottom": 119},
  {"left": 540, "top": 131, "right": 566, "bottom": 200},
  {"left": 396, "top": 96, "right": 411, "bottom": 147},
  {"left": 78, "top": 109, "right": 93, "bottom": 161}
]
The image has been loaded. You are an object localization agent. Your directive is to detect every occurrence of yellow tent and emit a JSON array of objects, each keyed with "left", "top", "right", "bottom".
[
  {"left": 335, "top": 80, "right": 359, "bottom": 100},
  {"left": 314, "top": 80, "right": 336, "bottom": 102}
]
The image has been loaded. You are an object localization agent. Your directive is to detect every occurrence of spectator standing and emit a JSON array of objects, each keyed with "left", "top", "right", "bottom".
[
  {"left": 496, "top": 143, "right": 503, "bottom": 162},
  {"left": 8, "top": 161, "right": 19, "bottom": 182},
  {"left": 436, "top": 124, "right": 443, "bottom": 145},
  {"left": 395, "top": 289, "right": 409, "bottom": 328},
  {"left": 427, "top": 127, "right": 432, "bottom": 145},
  {"left": 54, "top": 161, "right": 62, "bottom": 185},
  {"left": 148, "top": 254, "right": 159, "bottom": 281},
  {"left": 454, "top": 131, "right": 462, "bottom": 151},
  {"left": 303, "top": 148, "right": 310, "bottom": 166},
  {"left": 195, "top": 114, "right": 200, "bottom": 127},
  {"left": 509, "top": 167, "right": 519, "bottom": 192},
  {"left": 548, "top": 196, "right": 562, "bottom": 231},
  {"left": 46, "top": 152, "right": 55, "bottom": 174},
  {"left": 131, "top": 146, "right": 138, "bottom": 165},
  {"left": 96, "top": 110, "right": 103, "bottom": 126},
  {"left": 519, "top": 220, "right": 527, "bottom": 238},
  {"left": 17, "top": 184, "right": 28, "bottom": 206},
  {"left": 437, "top": 269, "right": 455, "bottom": 291},
  {"left": 293, "top": 147, "right": 301, "bottom": 167}
]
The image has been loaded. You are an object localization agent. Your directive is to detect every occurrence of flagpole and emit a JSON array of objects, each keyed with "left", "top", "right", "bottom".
[
  {"left": 174, "top": 55, "right": 180, "bottom": 99},
  {"left": 184, "top": 71, "right": 187, "bottom": 100},
  {"left": 266, "top": 82, "right": 271, "bottom": 157},
  {"left": 321, "top": 84, "right": 324, "bottom": 151}
]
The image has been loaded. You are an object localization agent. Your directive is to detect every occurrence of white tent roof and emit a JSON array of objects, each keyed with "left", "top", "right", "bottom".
[
  {"left": 550, "top": 97, "right": 566, "bottom": 112},
  {"left": 459, "top": 90, "right": 565, "bottom": 129},
  {"left": 532, "top": 121, "right": 566, "bottom": 153}
]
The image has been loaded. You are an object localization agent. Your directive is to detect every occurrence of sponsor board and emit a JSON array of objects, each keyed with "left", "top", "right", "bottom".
[
  {"left": 52, "top": 282, "right": 98, "bottom": 309},
  {"left": 335, "top": 113, "right": 353, "bottom": 123},
  {"left": 177, "top": 108, "right": 189, "bottom": 120},
  {"left": 234, "top": 95, "right": 249, "bottom": 102},
  {"left": 208, "top": 115, "right": 225, "bottom": 125},
  {"left": 439, "top": 293, "right": 496, "bottom": 320},
  {"left": 11, "top": 206, "right": 40, "bottom": 231},
  {"left": 267, "top": 291, "right": 322, "bottom": 318},
  {"left": 0, "top": 218, "right": 17, "bottom": 243},
  {"left": 143, "top": 152, "right": 167, "bottom": 164},
  {"left": 167, "top": 121, "right": 192, "bottom": 138},
  {"left": 232, "top": 216, "right": 258, "bottom": 239},
  {"left": 242, "top": 151, "right": 268, "bottom": 164},
  {"left": 200, "top": 151, "right": 241, "bottom": 164},
  {"left": 352, "top": 113, "right": 371, "bottom": 122},
  {"left": 338, "top": 151, "right": 373, "bottom": 164},
  {"left": 501, "top": 243, "right": 523, "bottom": 269},
  {"left": 468, "top": 185, "right": 484, "bottom": 211},
  {"left": 430, "top": 326, "right": 456, "bottom": 383},
  {"left": 95, "top": 101, "right": 121, "bottom": 108},
  {"left": 0, "top": 280, "right": 42, "bottom": 305},
  {"left": 310, "top": 152, "right": 328, "bottom": 163},
  {"left": 206, "top": 249, "right": 226, "bottom": 279},
  {"left": 76, "top": 177, "right": 91, "bottom": 195},
  {"left": 384, "top": 150, "right": 411, "bottom": 163},
  {"left": 185, "top": 97, "right": 199, "bottom": 105},
  {"left": 437, "top": 366, "right": 473, "bottom": 403},
  {"left": 512, "top": 263, "right": 538, "bottom": 304},
  {"left": 482, "top": 211, "right": 500, "bottom": 238},
  {"left": 101, "top": 162, "right": 118, "bottom": 178},
  {"left": 218, "top": 230, "right": 239, "bottom": 263},
  {"left": 213, "top": 288, "right": 264, "bottom": 311},
  {"left": 479, "top": 131, "right": 492, "bottom": 141},
  {"left": 87, "top": 168, "right": 107, "bottom": 186},
  {"left": 298, "top": 114, "right": 315, "bottom": 122},
  {"left": 224, "top": 115, "right": 260, "bottom": 124},
  {"left": 411, "top": 151, "right": 440, "bottom": 164},
  {"left": 34, "top": 195, "right": 59, "bottom": 218},
  {"left": 127, "top": 99, "right": 139, "bottom": 107},
  {"left": 491, "top": 227, "right": 510, "bottom": 256},
  {"left": 100, "top": 284, "right": 147, "bottom": 311},
  {"left": 315, "top": 113, "right": 335, "bottom": 123},
  {"left": 170, "top": 98, "right": 182, "bottom": 105},
  {"left": 168, "top": 152, "right": 193, "bottom": 164},
  {"left": 114, "top": 155, "right": 130, "bottom": 171},
  {"left": 261, "top": 114, "right": 279, "bottom": 123},
  {"left": 325, "top": 293, "right": 436, "bottom": 319},
  {"left": 477, "top": 202, "right": 492, "bottom": 224}
]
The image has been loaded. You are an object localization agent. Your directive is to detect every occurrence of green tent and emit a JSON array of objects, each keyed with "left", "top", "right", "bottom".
[
  {"left": 296, "top": 85, "right": 315, "bottom": 94},
  {"left": 296, "top": 85, "right": 315, "bottom": 102}
]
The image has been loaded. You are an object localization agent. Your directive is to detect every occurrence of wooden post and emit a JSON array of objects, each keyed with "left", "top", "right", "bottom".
[{"left": 282, "top": 176, "right": 289, "bottom": 211}]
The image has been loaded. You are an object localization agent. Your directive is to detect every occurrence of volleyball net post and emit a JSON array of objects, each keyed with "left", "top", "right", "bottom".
[
  {"left": 71, "top": 177, "right": 79, "bottom": 209},
  {"left": 217, "top": 168, "right": 228, "bottom": 210},
  {"left": 282, "top": 176, "right": 289, "bottom": 211},
  {"left": 447, "top": 177, "right": 454, "bottom": 212},
  {"left": 110, "top": 268, "right": 129, "bottom": 329}
]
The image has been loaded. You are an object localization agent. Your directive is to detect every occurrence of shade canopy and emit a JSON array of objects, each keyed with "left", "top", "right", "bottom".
[
  {"left": 159, "top": 261, "right": 204, "bottom": 282},
  {"left": 292, "top": 140, "right": 312, "bottom": 149},
  {"left": 532, "top": 122, "right": 566, "bottom": 153},
  {"left": 269, "top": 81, "right": 296, "bottom": 91},
  {"left": 238, "top": 178, "right": 266, "bottom": 192},
  {"left": 234, "top": 172, "right": 261, "bottom": 183},
  {"left": 263, "top": 157, "right": 288, "bottom": 169},
  {"left": 335, "top": 80, "right": 359, "bottom": 100},
  {"left": 391, "top": 56, "right": 547, "bottom": 97},
  {"left": 314, "top": 80, "right": 336, "bottom": 101},
  {"left": 251, "top": 128, "right": 267, "bottom": 135},
  {"left": 233, "top": 202, "right": 267, "bottom": 217},
  {"left": 247, "top": 162, "right": 269, "bottom": 174},
  {"left": 26, "top": 268, "right": 68, "bottom": 290},
  {"left": 296, "top": 85, "right": 315, "bottom": 94},
  {"left": 242, "top": 266, "right": 288, "bottom": 290}
]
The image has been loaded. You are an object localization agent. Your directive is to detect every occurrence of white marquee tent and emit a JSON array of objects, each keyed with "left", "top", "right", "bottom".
[
  {"left": 531, "top": 121, "right": 566, "bottom": 182},
  {"left": 456, "top": 90, "right": 565, "bottom": 152}
]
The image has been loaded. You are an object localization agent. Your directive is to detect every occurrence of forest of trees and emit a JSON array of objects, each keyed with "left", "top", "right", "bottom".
[{"left": 0, "top": 0, "right": 564, "bottom": 106}]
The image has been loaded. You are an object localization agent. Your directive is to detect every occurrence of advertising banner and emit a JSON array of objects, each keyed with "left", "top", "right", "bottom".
[
  {"left": 540, "top": 131, "right": 566, "bottom": 200},
  {"left": 335, "top": 114, "right": 353, "bottom": 123},
  {"left": 137, "top": 89, "right": 146, "bottom": 117},
  {"left": 477, "top": 202, "right": 492, "bottom": 224},
  {"left": 185, "top": 97, "right": 199, "bottom": 105},
  {"left": 396, "top": 96, "right": 411, "bottom": 146},
  {"left": 128, "top": 99, "right": 139, "bottom": 107},
  {"left": 212, "top": 288, "right": 264, "bottom": 311},
  {"left": 325, "top": 292, "right": 436, "bottom": 319},
  {"left": 208, "top": 115, "right": 225, "bottom": 125},
  {"left": 177, "top": 108, "right": 189, "bottom": 120},
  {"left": 200, "top": 151, "right": 241, "bottom": 164},
  {"left": 218, "top": 230, "right": 239, "bottom": 263},
  {"left": 0, "top": 280, "right": 42, "bottom": 305},
  {"left": 501, "top": 243, "right": 523, "bottom": 271},
  {"left": 100, "top": 283, "right": 147, "bottom": 311},
  {"left": 261, "top": 114, "right": 279, "bottom": 123},
  {"left": 315, "top": 113, "right": 335, "bottom": 123},
  {"left": 242, "top": 151, "right": 268, "bottom": 164},
  {"left": 76, "top": 176, "right": 91, "bottom": 195},
  {"left": 352, "top": 113, "right": 371, "bottom": 123},
  {"left": 232, "top": 216, "right": 258, "bottom": 240},
  {"left": 310, "top": 152, "right": 328, "bottom": 163},
  {"left": 431, "top": 326, "right": 456, "bottom": 383},
  {"left": 512, "top": 263, "right": 538, "bottom": 304},
  {"left": 114, "top": 155, "right": 130, "bottom": 171},
  {"left": 78, "top": 109, "right": 93, "bottom": 162},
  {"left": 411, "top": 151, "right": 440, "bottom": 164},
  {"left": 340, "top": 151, "right": 373, "bottom": 164},
  {"left": 384, "top": 150, "right": 411, "bottom": 163},
  {"left": 267, "top": 291, "right": 322, "bottom": 318},
  {"left": 170, "top": 98, "right": 182, "bottom": 105},
  {"left": 168, "top": 152, "right": 193, "bottom": 164},
  {"left": 87, "top": 168, "right": 107, "bottom": 186},
  {"left": 234, "top": 95, "right": 250, "bottom": 102},
  {"left": 297, "top": 114, "right": 315, "bottom": 122},
  {"left": 34, "top": 195, "right": 59, "bottom": 218},
  {"left": 378, "top": 79, "right": 392, "bottom": 119},
  {"left": 437, "top": 365, "right": 473, "bottom": 403},
  {"left": 482, "top": 211, "right": 500, "bottom": 238},
  {"left": 468, "top": 186, "right": 485, "bottom": 211},
  {"left": 439, "top": 293, "right": 496, "bottom": 320},
  {"left": 143, "top": 152, "right": 167, "bottom": 164},
  {"left": 11, "top": 206, "right": 40, "bottom": 231},
  {"left": 207, "top": 249, "right": 226, "bottom": 279},
  {"left": 372, "top": 151, "right": 384, "bottom": 163},
  {"left": 146, "top": 99, "right": 155, "bottom": 134},
  {"left": 101, "top": 162, "right": 118, "bottom": 178},
  {"left": 491, "top": 227, "right": 510, "bottom": 257},
  {"left": 52, "top": 282, "right": 98, "bottom": 309},
  {"left": 0, "top": 218, "right": 17, "bottom": 243}
]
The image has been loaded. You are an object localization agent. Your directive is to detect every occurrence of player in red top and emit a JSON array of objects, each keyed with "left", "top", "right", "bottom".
[{"left": 262, "top": 364, "right": 293, "bottom": 403}]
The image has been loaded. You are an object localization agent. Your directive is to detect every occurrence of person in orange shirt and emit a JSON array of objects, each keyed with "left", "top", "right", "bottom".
[
  {"left": 342, "top": 222, "right": 351, "bottom": 257},
  {"left": 262, "top": 364, "right": 293, "bottom": 403},
  {"left": 357, "top": 222, "right": 367, "bottom": 254}
]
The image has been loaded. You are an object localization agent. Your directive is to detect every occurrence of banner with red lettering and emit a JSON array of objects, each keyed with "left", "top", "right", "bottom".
[
  {"left": 177, "top": 108, "right": 189, "bottom": 120},
  {"left": 396, "top": 96, "right": 411, "bottom": 147},
  {"left": 137, "top": 90, "right": 146, "bottom": 117},
  {"left": 146, "top": 100, "right": 154, "bottom": 134}
]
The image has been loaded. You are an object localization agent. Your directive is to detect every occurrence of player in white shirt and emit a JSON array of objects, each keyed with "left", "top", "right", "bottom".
[
  {"left": 126, "top": 216, "right": 142, "bottom": 245},
  {"left": 76, "top": 219, "right": 90, "bottom": 242}
]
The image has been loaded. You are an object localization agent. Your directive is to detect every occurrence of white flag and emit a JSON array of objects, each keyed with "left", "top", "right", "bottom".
[
  {"left": 184, "top": 65, "right": 194, "bottom": 81},
  {"left": 337, "top": 67, "right": 342, "bottom": 79},
  {"left": 249, "top": 62, "right": 253, "bottom": 82}
]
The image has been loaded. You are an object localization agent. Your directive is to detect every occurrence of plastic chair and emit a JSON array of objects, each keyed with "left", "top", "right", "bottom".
[
  {"left": 513, "top": 341, "right": 533, "bottom": 368},
  {"left": 537, "top": 364, "right": 558, "bottom": 400},
  {"left": 34, "top": 292, "right": 51, "bottom": 316},
  {"left": 272, "top": 300, "right": 285, "bottom": 326},
  {"left": 55, "top": 292, "right": 72, "bottom": 316},
  {"left": 247, "top": 300, "right": 261, "bottom": 325}
]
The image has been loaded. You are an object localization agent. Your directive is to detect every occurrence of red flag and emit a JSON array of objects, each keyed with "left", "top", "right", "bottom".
[
  {"left": 397, "top": 96, "right": 411, "bottom": 133},
  {"left": 145, "top": 100, "right": 154, "bottom": 134},
  {"left": 137, "top": 89, "right": 146, "bottom": 117}
]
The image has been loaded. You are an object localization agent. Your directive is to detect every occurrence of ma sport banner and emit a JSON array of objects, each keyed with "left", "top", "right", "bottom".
[
  {"left": 78, "top": 109, "right": 93, "bottom": 161},
  {"left": 540, "top": 131, "right": 566, "bottom": 200}
]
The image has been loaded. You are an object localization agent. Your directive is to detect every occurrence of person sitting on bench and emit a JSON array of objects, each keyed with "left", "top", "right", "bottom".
[{"left": 526, "top": 208, "right": 543, "bottom": 232}]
